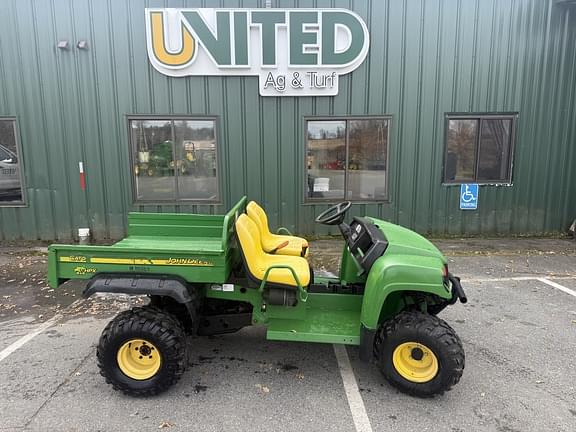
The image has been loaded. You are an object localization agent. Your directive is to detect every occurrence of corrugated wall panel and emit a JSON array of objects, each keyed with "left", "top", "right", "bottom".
[{"left": 0, "top": 0, "right": 575, "bottom": 240}]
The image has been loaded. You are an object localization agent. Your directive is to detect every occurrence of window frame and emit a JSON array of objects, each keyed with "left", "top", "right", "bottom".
[
  {"left": 303, "top": 115, "right": 392, "bottom": 204},
  {"left": 0, "top": 116, "right": 27, "bottom": 207},
  {"left": 126, "top": 114, "right": 221, "bottom": 204},
  {"left": 442, "top": 112, "right": 518, "bottom": 185}
]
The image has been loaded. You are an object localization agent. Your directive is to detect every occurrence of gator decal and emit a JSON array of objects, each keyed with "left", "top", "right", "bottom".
[
  {"left": 59, "top": 256, "right": 87, "bottom": 263},
  {"left": 74, "top": 266, "right": 97, "bottom": 275}
]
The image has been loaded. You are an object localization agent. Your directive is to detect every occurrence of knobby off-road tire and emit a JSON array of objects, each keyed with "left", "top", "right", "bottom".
[
  {"left": 97, "top": 306, "right": 188, "bottom": 396},
  {"left": 374, "top": 311, "right": 464, "bottom": 397}
]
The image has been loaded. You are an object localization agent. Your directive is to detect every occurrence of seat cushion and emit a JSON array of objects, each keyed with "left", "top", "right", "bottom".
[
  {"left": 235, "top": 214, "right": 310, "bottom": 287},
  {"left": 252, "top": 253, "right": 310, "bottom": 287},
  {"left": 246, "top": 201, "right": 309, "bottom": 257},
  {"left": 261, "top": 234, "right": 309, "bottom": 257}
]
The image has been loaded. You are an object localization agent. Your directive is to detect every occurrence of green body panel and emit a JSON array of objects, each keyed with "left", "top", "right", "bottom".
[
  {"left": 338, "top": 246, "right": 367, "bottom": 285},
  {"left": 206, "top": 285, "right": 362, "bottom": 345},
  {"left": 266, "top": 293, "right": 363, "bottom": 345},
  {"left": 47, "top": 243, "right": 232, "bottom": 288},
  {"left": 360, "top": 254, "right": 450, "bottom": 330},
  {"left": 359, "top": 217, "right": 450, "bottom": 330},
  {"left": 369, "top": 217, "right": 448, "bottom": 261}
]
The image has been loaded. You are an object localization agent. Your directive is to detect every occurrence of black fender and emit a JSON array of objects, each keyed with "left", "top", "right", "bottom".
[
  {"left": 359, "top": 324, "right": 376, "bottom": 362},
  {"left": 84, "top": 273, "right": 194, "bottom": 304}
]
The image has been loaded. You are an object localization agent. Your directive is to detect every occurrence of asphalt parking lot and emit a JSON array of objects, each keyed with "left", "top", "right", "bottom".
[{"left": 1, "top": 239, "right": 575, "bottom": 432}]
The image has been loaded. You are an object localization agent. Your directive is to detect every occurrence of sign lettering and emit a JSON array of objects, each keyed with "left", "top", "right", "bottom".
[{"left": 145, "top": 8, "right": 370, "bottom": 96}]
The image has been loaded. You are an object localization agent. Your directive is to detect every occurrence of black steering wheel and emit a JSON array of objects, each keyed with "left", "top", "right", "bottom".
[{"left": 315, "top": 201, "right": 352, "bottom": 226}]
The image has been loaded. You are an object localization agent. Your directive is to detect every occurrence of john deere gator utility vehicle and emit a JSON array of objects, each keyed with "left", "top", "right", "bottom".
[{"left": 48, "top": 197, "right": 467, "bottom": 398}]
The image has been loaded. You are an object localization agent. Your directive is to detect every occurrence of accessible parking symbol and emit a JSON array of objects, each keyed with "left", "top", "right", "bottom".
[{"left": 460, "top": 184, "right": 478, "bottom": 210}]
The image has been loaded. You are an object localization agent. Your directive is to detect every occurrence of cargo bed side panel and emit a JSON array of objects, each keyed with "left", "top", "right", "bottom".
[{"left": 47, "top": 244, "right": 233, "bottom": 288}]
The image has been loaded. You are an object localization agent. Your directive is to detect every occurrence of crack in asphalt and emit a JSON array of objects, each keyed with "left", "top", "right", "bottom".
[{"left": 22, "top": 347, "right": 96, "bottom": 430}]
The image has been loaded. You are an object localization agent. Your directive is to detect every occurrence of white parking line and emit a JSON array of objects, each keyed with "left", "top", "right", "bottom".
[
  {"left": 537, "top": 278, "right": 576, "bottom": 298},
  {"left": 465, "top": 276, "right": 576, "bottom": 283},
  {"left": 0, "top": 299, "right": 83, "bottom": 363},
  {"left": 461, "top": 275, "right": 576, "bottom": 298},
  {"left": 333, "top": 344, "right": 373, "bottom": 432}
]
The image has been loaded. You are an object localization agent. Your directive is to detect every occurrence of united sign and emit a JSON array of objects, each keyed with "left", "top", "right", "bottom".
[{"left": 145, "top": 8, "right": 370, "bottom": 96}]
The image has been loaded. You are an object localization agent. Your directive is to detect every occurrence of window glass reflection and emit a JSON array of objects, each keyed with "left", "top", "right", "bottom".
[
  {"left": 306, "top": 118, "right": 389, "bottom": 201},
  {"left": 131, "top": 120, "right": 175, "bottom": 201},
  {"left": 477, "top": 119, "right": 512, "bottom": 181},
  {"left": 306, "top": 121, "right": 346, "bottom": 199},
  {"left": 130, "top": 118, "right": 219, "bottom": 202},
  {"left": 347, "top": 119, "right": 388, "bottom": 200},
  {"left": 174, "top": 120, "right": 218, "bottom": 200},
  {"left": 0, "top": 119, "right": 24, "bottom": 204},
  {"left": 445, "top": 119, "right": 478, "bottom": 182}
]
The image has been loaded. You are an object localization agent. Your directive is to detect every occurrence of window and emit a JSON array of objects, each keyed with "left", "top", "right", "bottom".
[
  {"left": 306, "top": 117, "right": 389, "bottom": 201},
  {"left": 443, "top": 114, "right": 516, "bottom": 184},
  {"left": 128, "top": 117, "right": 219, "bottom": 202},
  {"left": 0, "top": 118, "right": 25, "bottom": 205}
]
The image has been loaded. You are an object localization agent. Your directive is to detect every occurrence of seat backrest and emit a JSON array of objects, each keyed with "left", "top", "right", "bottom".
[
  {"left": 246, "top": 201, "right": 271, "bottom": 239},
  {"left": 235, "top": 214, "right": 265, "bottom": 275}
]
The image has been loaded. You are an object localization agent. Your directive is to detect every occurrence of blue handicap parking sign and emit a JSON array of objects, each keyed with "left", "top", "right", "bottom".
[{"left": 460, "top": 184, "right": 478, "bottom": 210}]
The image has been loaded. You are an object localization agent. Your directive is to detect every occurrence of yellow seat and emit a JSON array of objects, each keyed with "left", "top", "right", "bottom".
[
  {"left": 235, "top": 214, "right": 310, "bottom": 288},
  {"left": 246, "top": 201, "right": 309, "bottom": 257}
]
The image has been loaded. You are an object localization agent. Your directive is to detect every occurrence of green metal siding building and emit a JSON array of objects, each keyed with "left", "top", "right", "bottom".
[{"left": 0, "top": 0, "right": 575, "bottom": 241}]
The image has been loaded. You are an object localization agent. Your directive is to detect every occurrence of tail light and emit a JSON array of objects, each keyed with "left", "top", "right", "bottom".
[{"left": 442, "top": 264, "right": 449, "bottom": 285}]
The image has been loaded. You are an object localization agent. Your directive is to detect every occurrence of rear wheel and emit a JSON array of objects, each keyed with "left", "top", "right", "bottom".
[
  {"left": 97, "top": 306, "right": 187, "bottom": 396},
  {"left": 374, "top": 311, "right": 464, "bottom": 397}
]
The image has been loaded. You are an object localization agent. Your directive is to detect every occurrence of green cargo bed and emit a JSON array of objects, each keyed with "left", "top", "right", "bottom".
[
  {"left": 48, "top": 197, "right": 246, "bottom": 288},
  {"left": 112, "top": 237, "right": 224, "bottom": 253}
]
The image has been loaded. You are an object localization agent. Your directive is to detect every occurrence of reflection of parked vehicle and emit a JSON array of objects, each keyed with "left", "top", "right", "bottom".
[
  {"left": 363, "top": 160, "right": 386, "bottom": 170},
  {"left": 0, "top": 143, "right": 22, "bottom": 200},
  {"left": 135, "top": 141, "right": 174, "bottom": 177},
  {"left": 134, "top": 140, "right": 216, "bottom": 178}
]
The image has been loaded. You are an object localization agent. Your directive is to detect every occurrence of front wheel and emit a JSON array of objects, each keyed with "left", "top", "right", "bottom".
[
  {"left": 97, "top": 306, "right": 188, "bottom": 396},
  {"left": 374, "top": 311, "right": 464, "bottom": 397}
]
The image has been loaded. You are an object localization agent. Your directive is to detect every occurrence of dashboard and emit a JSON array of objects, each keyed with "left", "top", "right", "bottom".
[{"left": 346, "top": 217, "right": 389, "bottom": 274}]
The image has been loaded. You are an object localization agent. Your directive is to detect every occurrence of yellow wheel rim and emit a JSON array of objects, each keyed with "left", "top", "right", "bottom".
[
  {"left": 116, "top": 339, "right": 161, "bottom": 380},
  {"left": 392, "top": 342, "right": 438, "bottom": 383}
]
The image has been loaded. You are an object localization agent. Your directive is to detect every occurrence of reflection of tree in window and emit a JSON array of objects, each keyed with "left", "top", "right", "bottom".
[
  {"left": 306, "top": 121, "right": 346, "bottom": 199},
  {"left": 478, "top": 120, "right": 511, "bottom": 181},
  {"left": 307, "top": 125, "right": 345, "bottom": 140},
  {"left": 306, "top": 118, "right": 389, "bottom": 200},
  {"left": 444, "top": 115, "right": 514, "bottom": 183},
  {"left": 446, "top": 120, "right": 477, "bottom": 181},
  {"left": 347, "top": 119, "right": 388, "bottom": 200},
  {"left": 348, "top": 120, "right": 387, "bottom": 170}
]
